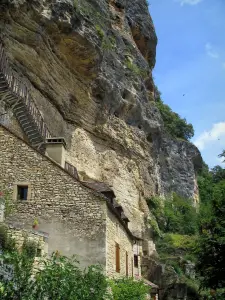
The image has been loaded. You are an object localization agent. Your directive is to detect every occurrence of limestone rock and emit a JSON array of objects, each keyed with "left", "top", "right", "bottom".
[{"left": 0, "top": 0, "right": 202, "bottom": 248}]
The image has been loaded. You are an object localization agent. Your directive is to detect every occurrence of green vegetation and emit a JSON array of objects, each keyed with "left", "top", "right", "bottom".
[
  {"left": 109, "top": 277, "right": 149, "bottom": 300},
  {"left": 0, "top": 246, "right": 149, "bottom": 299},
  {"left": 125, "top": 58, "right": 148, "bottom": 78},
  {"left": 147, "top": 193, "right": 199, "bottom": 295},
  {"left": 147, "top": 193, "right": 197, "bottom": 236},
  {"left": 154, "top": 87, "right": 194, "bottom": 140},
  {"left": 0, "top": 225, "right": 16, "bottom": 252},
  {"left": 0, "top": 189, "right": 16, "bottom": 218},
  {"left": 147, "top": 159, "right": 225, "bottom": 297},
  {"left": 195, "top": 158, "right": 225, "bottom": 292}
]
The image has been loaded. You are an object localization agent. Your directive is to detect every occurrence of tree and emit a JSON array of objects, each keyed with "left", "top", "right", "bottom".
[
  {"left": 218, "top": 150, "right": 225, "bottom": 162},
  {"left": 196, "top": 179, "right": 225, "bottom": 290},
  {"left": 211, "top": 165, "right": 225, "bottom": 183},
  {"left": 155, "top": 97, "right": 194, "bottom": 141}
]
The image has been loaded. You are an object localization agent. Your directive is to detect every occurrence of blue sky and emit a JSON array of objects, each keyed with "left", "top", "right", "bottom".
[{"left": 150, "top": 0, "right": 225, "bottom": 168}]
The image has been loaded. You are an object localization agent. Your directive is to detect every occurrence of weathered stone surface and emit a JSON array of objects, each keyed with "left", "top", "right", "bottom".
[
  {"left": 0, "top": 125, "right": 134, "bottom": 276},
  {"left": 0, "top": 0, "right": 202, "bottom": 272}
]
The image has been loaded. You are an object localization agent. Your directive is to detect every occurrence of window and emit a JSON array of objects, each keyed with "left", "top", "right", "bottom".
[
  {"left": 17, "top": 186, "right": 28, "bottom": 200},
  {"left": 134, "top": 254, "right": 138, "bottom": 268},
  {"left": 126, "top": 251, "right": 128, "bottom": 276},
  {"left": 36, "top": 249, "right": 42, "bottom": 257},
  {"left": 115, "top": 243, "right": 120, "bottom": 273}
]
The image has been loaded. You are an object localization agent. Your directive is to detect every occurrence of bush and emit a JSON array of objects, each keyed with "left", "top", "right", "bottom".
[
  {"left": 155, "top": 95, "right": 194, "bottom": 141},
  {"left": 109, "top": 277, "right": 150, "bottom": 300},
  {"left": 22, "top": 238, "right": 37, "bottom": 258},
  {"left": 0, "top": 252, "right": 110, "bottom": 300},
  {"left": 147, "top": 193, "right": 198, "bottom": 236},
  {"left": 0, "top": 225, "right": 16, "bottom": 252},
  {"left": 156, "top": 233, "right": 196, "bottom": 257}
]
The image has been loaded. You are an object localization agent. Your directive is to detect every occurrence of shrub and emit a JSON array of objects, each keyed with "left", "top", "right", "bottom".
[
  {"left": 155, "top": 95, "right": 194, "bottom": 141},
  {"left": 109, "top": 277, "right": 150, "bottom": 300},
  {"left": 22, "top": 238, "right": 37, "bottom": 258},
  {"left": 0, "top": 225, "right": 16, "bottom": 252},
  {"left": 0, "top": 251, "right": 110, "bottom": 300},
  {"left": 147, "top": 193, "right": 198, "bottom": 236}
]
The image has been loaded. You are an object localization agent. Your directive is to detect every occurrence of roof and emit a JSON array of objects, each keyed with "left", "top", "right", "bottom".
[
  {"left": 82, "top": 181, "right": 131, "bottom": 224},
  {"left": 82, "top": 181, "right": 115, "bottom": 194}
]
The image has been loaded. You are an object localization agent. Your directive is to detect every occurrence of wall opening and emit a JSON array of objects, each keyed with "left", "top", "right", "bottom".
[
  {"left": 134, "top": 254, "right": 138, "bottom": 268},
  {"left": 17, "top": 186, "right": 28, "bottom": 200},
  {"left": 115, "top": 242, "right": 120, "bottom": 273},
  {"left": 126, "top": 251, "right": 128, "bottom": 276}
]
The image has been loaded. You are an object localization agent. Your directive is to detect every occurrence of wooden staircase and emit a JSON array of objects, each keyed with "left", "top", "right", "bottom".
[{"left": 0, "top": 42, "right": 51, "bottom": 151}]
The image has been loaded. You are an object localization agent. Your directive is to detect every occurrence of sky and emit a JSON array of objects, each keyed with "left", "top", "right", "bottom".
[{"left": 150, "top": 0, "right": 225, "bottom": 168}]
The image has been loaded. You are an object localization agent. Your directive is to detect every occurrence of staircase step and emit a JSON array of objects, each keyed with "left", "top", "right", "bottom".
[{"left": 0, "top": 42, "right": 52, "bottom": 146}]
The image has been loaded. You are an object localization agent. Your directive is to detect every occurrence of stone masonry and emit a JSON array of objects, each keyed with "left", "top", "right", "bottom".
[
  {"left": 106, "top": 208, "right": 133, "bottom": 277},
  {"left": 0, "top": 124, "right": 136, "bottom": 276}
]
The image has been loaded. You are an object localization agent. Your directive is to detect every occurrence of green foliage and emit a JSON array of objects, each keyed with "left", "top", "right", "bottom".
[
  {"left": 95, "top": 25, "right": 104, "bottom": 40},
  {"left": 218, "top": 150, "right": 225, "bottom": 162},
  {"left": 200, "top": 288, "right": 225, "bottom": 299},
  {"left": 0, "top": 189, "right": 16, "bottom": 218},
  {"left": 196, "top": 159, "right": 225, "bottom": 290},
  {"left": 22, "top": 238, "right": 37, "bottom": 258},
  {"left": 0, "top": 251, "right": 35, "bottom": 299},
  {"left": 125, "top": 58, "right": 148, "bottom": 77},
  {"left": 211, "top": 165, "right": 225, "bottom": 183},
  {"left": 95, "top": 25, "right": 116, "bottom": 51},
  {"left": 0, "top": 251, "right": 110, "bottom": 300},
  {"left": 147, "top": 193, "right": 199, "bottom": 294},
  {"left": 147, "top": 193, "right": 198, "bottom": 236},
  {"left": 149, "top": 217, "right": 162, "bottom": 238},
  {"left": 164, "top": 194, "right": 197, "bottom": 235},
  {"left": 109, "top": 277, "right": 149, "bottom": 300},
  {"left": 155, "top": 94, "right": 194, "bottom": 140},
  {"left": 156, "top": 233, "right": 196, "bottom": 257},
  {"left": 0, "top": 250, "right": 150, "bottom": 300},
  {"left": 0, "top": 225, "right": 16, "bottom": 252}
]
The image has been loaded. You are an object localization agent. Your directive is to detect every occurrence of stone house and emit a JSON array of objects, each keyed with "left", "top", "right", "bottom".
[{"left": 0, "top": 124, "right": 141, "bottom": 278}]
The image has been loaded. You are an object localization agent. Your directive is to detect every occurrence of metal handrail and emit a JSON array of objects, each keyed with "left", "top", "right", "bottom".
[{"left": 0, "top": 42, "right": 51, "bottom": 140}]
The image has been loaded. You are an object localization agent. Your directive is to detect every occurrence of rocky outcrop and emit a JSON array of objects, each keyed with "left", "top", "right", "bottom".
[{"left": 0, "top": 0, "right": 202, "bottom": 253}]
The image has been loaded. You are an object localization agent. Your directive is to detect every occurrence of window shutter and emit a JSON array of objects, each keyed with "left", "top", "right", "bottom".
[
  {"left": 115, "top": 243, "right": 120, "bottom": 273},
  {"left": 126, "top": 251, "right": 128, "bottom": 276},
  {"left": 131, "top": 258, "right": 134, "bottom": 277}
]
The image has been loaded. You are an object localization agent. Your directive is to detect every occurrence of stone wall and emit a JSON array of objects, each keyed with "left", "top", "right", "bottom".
[
  {"left": 106, "top": 209, "right": 133, "bottom": 278},
  {"left": 0, "top": 125, "right": 107, "bottom": 268},
  {"left": 7, "top": 225, "right": 48, "bottom": 256}
]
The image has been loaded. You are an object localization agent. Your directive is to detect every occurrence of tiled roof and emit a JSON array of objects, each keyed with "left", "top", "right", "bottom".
[{"left": 82, "top": 181, "right": 114, "bottom": 194}]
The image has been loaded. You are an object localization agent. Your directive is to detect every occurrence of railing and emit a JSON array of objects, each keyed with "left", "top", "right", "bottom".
[
  {"left": 0, "top": 42, "right": 51, "bottom": 140},
  {"left": 65, "top": 162, "right": 79, "bottom": 180}
]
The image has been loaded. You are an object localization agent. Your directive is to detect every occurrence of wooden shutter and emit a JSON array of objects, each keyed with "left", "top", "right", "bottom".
[
  {"left": 115, "top": 243, "right": 120, "bottom": 273},
  {"left": 131, "top": 258, "right": 134, "bottom": 277},
  {"left": 126, "top": 251, "right": 128, "bottom": 276}
]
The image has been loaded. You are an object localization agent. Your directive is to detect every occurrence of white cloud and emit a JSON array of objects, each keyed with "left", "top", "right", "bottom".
[
  {"left": 175, "top": 0, "right": 203, "bottom": 6},
  {"left": 194, "top": 122, "right": 225, "bottom": 150},
  {"left": 205, "top": 43, "right": 219, "bottom": 59}
]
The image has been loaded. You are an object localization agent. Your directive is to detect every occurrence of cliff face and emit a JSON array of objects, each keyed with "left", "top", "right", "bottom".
[{"left": 0, "top": 0, "right": 201, "bottom": 244}]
